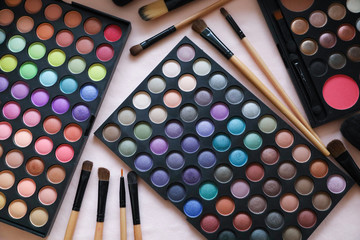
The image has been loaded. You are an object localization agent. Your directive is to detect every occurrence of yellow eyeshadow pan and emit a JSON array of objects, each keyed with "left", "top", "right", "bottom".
[
  {"left": 0, "top": 0, "right": 131, "bottom": 237},
  {"left": 95, "top": 38, "right": 353, "bottom": 240}
]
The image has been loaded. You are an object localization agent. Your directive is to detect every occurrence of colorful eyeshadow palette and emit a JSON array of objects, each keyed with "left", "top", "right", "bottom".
[
  {"left": 258, "top": 0, "right": 360, "bottom": 127},
  {"left": 0, "top": 0, "right": 130, "bottom": 237},
  {"left": 95, "top": 37, "right": 354, "bottom": 240}
]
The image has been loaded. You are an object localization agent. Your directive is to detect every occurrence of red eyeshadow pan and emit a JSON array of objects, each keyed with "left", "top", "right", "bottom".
[
  {"left": 96, "top": 44, "right": 114, "bottom": 62},
  {"left": 104, "top": 25, "right": 122, "bottom": 42}
]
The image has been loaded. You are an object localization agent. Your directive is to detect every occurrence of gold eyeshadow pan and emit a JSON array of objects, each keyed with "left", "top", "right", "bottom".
[
  {"left": 0, "top": 0, "right": 130, "bottom": 237},
  {"left": 258, "top": 0, "right": 360, "bottom": 127},
  {"left": 95, "top": 37, "right": 353, "bottom": 240}
]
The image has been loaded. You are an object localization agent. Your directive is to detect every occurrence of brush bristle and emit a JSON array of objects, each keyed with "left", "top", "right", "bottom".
[
  {"left": 121, "top": 169, "right": 123, "bottom": 177},
  {"left": 82, "top": 160, "right": 93, "bottom": 172},
  {"left": 98, "top": 168, "right": 110, "bottom": 181},
  {"left": 130, "top": 44, "right": 144, "bottom": 56},
  {"left": 220, "top": 7, "right": 229, "bottom": 17},
  {"left": 127, "top": 171, "right": 138, "bottom": 184},
  {"left": 327, "top": 140, "right": 347, "bottom": 158},
  {"left": 139, "top": 0, "right": 168, "bottom": 21},
  {"left": 192, "top": 19, "right": 208, "bottom": 34},
  {"left": 273, "top": 10, "right": 283, "bottom": 20}
]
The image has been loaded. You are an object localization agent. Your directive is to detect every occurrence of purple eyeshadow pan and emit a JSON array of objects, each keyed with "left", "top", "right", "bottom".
[
  {"left": 210, "top": 102, "right": 229, "bottom": 121},
  {"left": 134, "top": 154, "right": 153, "bottom": 172},
  {"left": 167, "top": 184, "right": 186, "bottom": 202},
  {"left": 51, "top": 96, "right": 70, "bottom": 114},
  {"left": 198, "top": 150, "right": 217, "bottom": 168},
  {"left": 151, "top": 169, "right": 170, "bottom": 187},
  {"left": 182, "top": 167, "right": 201, "bottom": 185},
  {"left": 0, "top": 75, "right": 9, "bottom": 92},
  {"left": 181, "top": 135, "right": 200, "bottom": 153},
  {"left": 72, "top": 104, "right": 90, "bottom": 122},
  {"left": 166, "top": 152, "right": 185, "bottom": 170},
  {"left": 150, "top": 137, "right": 169, "bottom": 155},
  {"left": 31, "top": 89, "right": 50, "bottom": 107},
  {"left": 194, "top": 88, "right": 213, "bottom": 106},
  {"left": 11, "top": 82, "right": 29, "bottom": 100},
  {"left": 165, "top": 120, "right": 184, "bottom": 139},
  {"left": 196, "top": 119, "right": 215, "bottom": 137}
]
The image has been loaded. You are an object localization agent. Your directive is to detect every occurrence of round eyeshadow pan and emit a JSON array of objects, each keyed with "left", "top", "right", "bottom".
[
  {"left": 36, "top": 23, "right": 54, "bottom": 41},
  {"left": 216, "top": 197, "right": 235, "bottom": 216},
  {"left": 261, "top": 147, "right": 279, "bottom": 165},
  {"left": 55, "top": 144, "right": 74, "bottom": 163},
  {"left": 56, "top": 30, "right": 74, "bottom": 48},
  {"left": 166, "top": 152, "right": 185, "bottom": 170},
  {"left": 118, "top": 107, "right": 136, "bottom": 126},
  {"left": 225, "top": 87, "right": 244, "bottom": 105},
  {"left": 347, "top": 0, "right": 360, "bottom": 13},
  {"left": 26, "top": 158, "right": 44, "bottom": 176},
  {"left": 209, "top": 73, "right": 227, "bottom": 90},
  {"left": 80, "top": 84, "right": 98, "bottom": 102},
  {"left": 291, "top": 18, "right": 309, "bottom": 35},
  {"left": 283, "top": 226, "right": 302, "bottom": 240},
  {"left": 312, "top": 192, "right": 332, "bottom": 211},
  {"left": 72, "top": 104, "right": 90, "bottom": 122},
  {"left": 292, "top": 144, "right": 311, "bottom": 163},
  {"left": 178, "top": 74, "right": 197, "bottom": 92},
  {"left": 278, "top": 162, "right": 297, "bottom": 180},
  {"left": 7, "top": 35, "right": 26, "bottom": 53},
  {"left": 24, "top": 0, "right": 42, "bottom": 14},
  {"left": 242, "top": 101, "right": 261, "bottom": 119},
  {"left": 0, "top": 75, "right": 9, "bottom": 92},
  {"left": 275, "top": 130, "right": 294, "bottom": 148},
  {"left": 193, "top": 58, "right": 211, "bottom": 76},
  {"left": 52, "top": 96, "right": 70, "bottom": 114},
  {"left": 218, "top": 230, "right": 236, "bottom": 240},
  {"left": 177, "top": 44, "right": 196, "bottom": 62},
  {"left": 328, "top": 53, "right": 346, "bottom": 69},
  {"left": 0, "top": 30, "right": 5, "bottom": 44},
  {"left": 11, "top": 81, "right": 29, "bottom": 100},
  {"left": 212, "top": 134, "right": 231, "bottom": 152},
  {"left": 14, "top": 129, "right": 33, "bottom": 148},
  {"left": 327, "top": 174, "right": 346, "bottom": 194},
  {"left": 20, "top": 62, "right": 38, "bottom": 80},
  {"left": 39, "top": 69, "right": 58, "bottom": 87},
  {"left": 258, "top": 115, "right": 277, "bottom": 134},
  {"left": 84, "top": 17, "right": 102, "bottom": 35},
  {"left": 280, "top": 0, "right": 314, "bottom": 12},
  {"left": 338, "top": 24, "right": 356, "bottom": 41},
  {"left": 319, "top": 32, "right": 337, "bottom": 49},
  {"left": 297, "top": 209, "right": 317, "bottom": 228},
  {"left": 199, "top": 182, "right": 218, "bottom": 200},
  {"left": 60, "top": 77, "right": 78, "bottom": 94},
  {"left": 229, "top": 149, "right": 248, "bottom": 167},
  {"left": 23, "top": 109, "right": 41, "bottom": 127},
  {"left": 231, "top": 179, "right": 250, "bottom": 199},
  {"left": 180, "top": 104, "right": 198, "bottom": 123},
  {"left": 0, "top": 9, "right": 14, "bottom": 27},
  {"left": 248, "top": 195, "right": 267, "bottom": 214},
  {"left": 150, "top": 169, "right": 170, "bottom": 187},
  {"left": 104, "top": 24, "right": 122, "bottom": 42},
  {"left": 309, "top": 10, "right": 327, "bottom": 28},
  {"left": 310, "top": 159, "right": 328, "bottom": 178},
  {"left": 182, "top": 167, "right": 201, "bottom": 185},
  {"left": 76, "top": 37, "right": 94, "bottom": 55},
  {"left": 43, "top": 116, "right": 61, "bottom": 135},
  {"left": 3, "top": 101, "right": 21, "bottom": 120},
  {"left": 5, "top": 0, "right": 21, "bottom": 7},
  {"left": 265, "top": 211, "right": 284, "bottom": 230},
  {"left": 196, "top": 119, "right": 215, "bottom": 137},
  {"left": 96, "top": 44, "right": 114, "bottom": 62},
  {"left": 300, "top": 39, "right": 318, "bottom": 56},
  {"left": 181, "top": 135, "right": 200, "bottom": 154},
  {"left": 280, "top": 193, "right": 299, "bottom": 213},
  {"left": 0, "top": 122, "right": 11, "bottom": 140},
  {"left": 44, "top": 4, "right": 62, "bottom": 21},
  {"left": 68, "top": 56, "right": 86, "bottom": 74},
  {"left": 30, "top": 207, "right": 49, "bottom": 227},
  {"left": 263, "top": 179, "right": 282, "bottom": 197},
  {"left": 183, "top": 199, "right": 202, "bottom": 218},
  {"left": 194, "top": 88, "right": 213, "bottom": 106},
  {"left": 328, "top": 3, "right": 346, "bottom": 20},
  {"left": 8, "top": 199, "right": 27, "bottom": 219},
  {"left": 47, "top": 165, "right": 66, "bottom": 184},
  {"left": 0, "top": 54, "right": 18, "bottom": 72},
  {"left": 64, "top": 11, "right": 82, "bottom": 28},
  {"left": 38, "top": 186, "right": 57, "bottom": 205},
  {"left": 35, "top": 136, "right": 53, "bottom": 155},
  {"left": 243, "top": 132, "right": 263, "bottom": 150},
  {"left": 201, "top": 215, "right": 220, "bottom": 233},
  {"left": 134, "top": 122, "right": 152, "bottom": 140},
  {"left": 162, "top": 60, "right": 181, "bottom": 78},
  {"left": 198, "top": 150, "right": 216, "bottom": 169},
  {"left": 17, "top": 178, "right": 36, "bottom": 198},
  {"left": 163, "top": 90, "right": 182, "bottom": 108},
  {"left": 64, "top": 124, "right": 83, "bottom": 142},
  {"left": 5, "top": 150, "right": 24, "bottom": 168},
  {"left": 149, "top": 106, "right": 168, "bottom": 124},
  {"left": 295, "top": 176, "right": 314, "bottom": 195},
  {"left": 89, "top": 63, "right": 107, "bottom": 81},
  {"left": 227, "top": 117, "right": 246, "bottom": 135},
  {"left": 0, "top": 170, "right": 15, "bottom": 189},
  {"left": 165, "top": 120, "right": 184, "bottom": 139},
  {"left": 167, "top": 184, "right": 186, "bottom": 202},
  {"left": 48, "top": 49, "right": 66, "bottom": 67},
  {"left": 102, "top": 124, "right": 121, "bottom": 142},
  {"left": 347, "top": 46, "right": 360, "bottom": 62},
  {"left": 214, "top": 165, "right": 233, "bottom": 183},
  {"left": 233, "top": 213, "right": 252, "bottom": 232},
  {"left": 28, "top": 42, "right": 46, "bottom": 60},
  {"left": 147, "top": 76, "right": 166, "bottom": 94},
  {"left": 132, "top": 91, "right": 151, "bottom": 110},
  {"left": 0, "top": 192, "right": 5, "bottom": 210},
  {"left": 246, "top": 163, "right": 264, "bottom": 182},
  {"left": 134, "top": 154, "right": 153, "bottom": 172},
  {"left": 210, "top": 102, "right": 229, "bottom": 121},
  {"left": 150, "top": 137, "right": 168, "bottom": 155},
  {"left": 118, "top": 138, "right": 137, "bottom": 157}
]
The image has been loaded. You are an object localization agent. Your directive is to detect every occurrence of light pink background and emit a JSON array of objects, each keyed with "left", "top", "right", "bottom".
[{"left": 1, "top": 0, "right": 360, "bottom": 239}]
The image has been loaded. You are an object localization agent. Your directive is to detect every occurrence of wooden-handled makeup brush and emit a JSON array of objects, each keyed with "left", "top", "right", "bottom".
[
  {"left": 220, "top": 8, "right": 321, "bottom": 143},
  {"left": 139, "top": 0, "right": 195, "bottom": 21},
  {"left": 94, "top": 168, "right": 110, "bottom": 240},
  {"left": 192, "top": 19, "right": 330, "bottom": 156},
  {"left": 128, "top": 171, "right": 142, "bottom": 240},
  {"left": 120, "top": 169, "right": 127, "bottom": 240},
  {"left": 64, "top": 160, "right": 93, "bottom": 240},
  {"left": 130, "top": 0, "right": 232, "bottom": 56}
]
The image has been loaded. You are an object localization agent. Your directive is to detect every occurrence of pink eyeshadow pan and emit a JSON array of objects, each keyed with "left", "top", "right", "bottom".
[
  {"left": 56, "top": 30, "right": 74, "bottom": 48},
  {"left": 96, "top": 44, "right": 114, "bottom": 62},
  {"left": 0, "top": 122, "right": 12, "bottom": 140},
  {"left": 35, "top": 136, "right": 53, "bottom": 155},
  {"left": 55, "top": 144, "right": 74, "bottom": 163},
  {"left": 23, "top": 109, "right": 41, "bottom": 127},
  {"left": 76, "top": 37, "right": 94, "bottom": 55}
]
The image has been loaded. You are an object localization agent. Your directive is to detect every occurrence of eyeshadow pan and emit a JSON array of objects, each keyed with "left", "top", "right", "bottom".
[
  {"left": 43, "top": 116, "right": 61, "bottom": 134},
  {"left": 292, "top": 144, "right": 311, "bottom": 163},
  {"left": 258, "top": 115, "right": 277, "bottom": 133},
  {"left": 181, "top": 135, "right": 200, "bottom": 154},
  {"left": 346, "top": 0, "right": 360, "bottom": 13},
  {"left": 0, "top": 9, "right": 14, "bottom": 26},
  {"left": 166, "top": 152, "right": 185, "bottom": 170},
  {"left": 24, "top": 0, "right": 42, "bottom": 14},
  {"left": 280, "top": 0, "right": 314, "bottom": 12},
  {"left": 38, "top": 186, "right": 57, "bottom": 205},
  {"left": 0, "top": 75, "right": 9, "bottom": 92},
  {"left": 72, "top": 104, "right": 90, "bottom": 122},
  {"left": 278, "top": 162, "right": 297, "bottom": 180},
  {"left": 309, "top": 11, "right": 327, "bottom": 28},
  {"left": 104, "top": 24, "right": 122, "bottom": 42},
  {"left": 193, "top": 58, "right": 211, "bottom": 76},
  {"left": 246, "top": 163, "right": 264, "bottom": 182},
  {"left": 68, "top": 56, "right": 86, "bottom": 74},
  {"left": 162, "top": 60, "right": 181, "bottom": 78},
  {"left": 36, "top": 23, "right": 54, "bottom": 41},
  {"left": 327, "top": 174, "right": 346, "bottom": 194},
  {"left": 80, "top": 84, "right": 98, "bottom": 101},
  {"left": 209, "top": 73, "right": 227, "bottom": 90},
  {"left": 218, "top": 231, "right": 236, "bottom": 240},
  {"left": 229, "top": 149, "right": 248, "bottom": 167},
  {"left": 5, "top": 150, "right": 24, "bottom": 168},
  {"left": 263, "top": 179, "right": 281, "bottom": 197},
  {"left": 197, "top": 150, "right": 216, "bottom": 169},
  {"left": 118, "top": 138, "right": 137, "bottom": 157},
  {"left": 148, "top": 76, "right": 166, "bottom": 94},
  {"left": 35, "top": 136, "right": 53, "bottom": 155},
  {"left": 55, "top": 144, "right": 74, "bottom": 163},
  {"left": 248, "top": 195, "right": 267, "bottom": 214},
  {"left": 0, "top": 54, "right": 18, "bottom": 72},
  {"left": 47, "top": 165, "right": 66, "bottom": 184},
  {"left": 52, "top": 96, "right": 70, "bottom": 114},
  {"left": 31, "top": 89, "right": 49, "bottom": 107},
  {"left": 280, "top": 193, "right": 299, "bottom": 212},
  {"left": 134, "top": 122, "right": 152, "bottom": 140},
  {"left": 182, "top": 167, "right": 201, "bottom": 185},
  {"left": 216, "top": 197, "right": 235, "bottom": 216},
  {"left": 295, "top": 176, "right": 314, "bottom": 195},
  {"left": 84, "top": 17, "right": 102, "bottom": 35},
  {"left": 227, "top": 117, "right": 246, "bottom": 135},
  {"left": 265, "top": 212, "right": 284, "bottom": 230},
  {"left": 225, "top": 87, "right": 244, "bottom": 105},
  {"left": 151, "top": 168, "right": 170, "bottom": 187},
  {"left": 7, "top": 35, "right": 26, "bottom": 53},
  {"left": 201, "top": 215, "right": 220, "bottom": 233},
  {"left": 310, "top": 159, "right": 329, "bottom": 178},
  {"left": 164, "top": 90, "right": 182, "bottom": 108},
  {"left": 338, "top": 24, "right": 356, "bottom": 41},
  {"left": 56, "top": 30, "right": 74, "bottom": 48},
  {"left": 165, "top": 120, "right": 184, "bottom": 138},
  {"left": 5, "top": 0, "right": 21, "bottom": 7},
  {"left": 180, "top": 104, "right": 198, "bottom": 122},
  {"left": 231, "top": 180, "right": 250, "bottom": 199},
  {"left": 134, "top": 154, "right": 153, "bottom": 172},
  {"left": 3, "top": 101, "right": 21, "bottom": 120},
  {"left": 118, "top": 108, "right": 136, "bottom": 126},
  {"left": 328, "top": 3, "right": 346, "bottom": 20},
  {"left": 312, "top": 192, "right": 332, "bottom": 211},
  {"left": 177, "top": 44, "right": 196, "bottom": 62},
  {"left": 26, "top": 158, "right": 44, "bottom": 176},
  {"left": 0, "top": 192, "right": 5, "bottom": 210},
  {"left": 178, "top": 74, "right": 197, "bottom": 92},
  {"left": 297, "top": 209, "right": 317, "bottom": 228},
  {"left": 194, "top": 88, "right": 213, "bottom": 106},
  {"left": 11, "top": 81, "right": 29, "bottom": 100},
  {"left": 64, "top": 11, "right": 82, "bottom": 28},
  {"left": 14, "top": 129, "right": 33, "bottom": 148},
  {"left": 48, "top": 49, "right": 66, "bottom": 67},
  {"left": 102, "top": 124, "right": 121, "bottom": 142},
  {"left": 275, "top": 130, "right": 294, "bottom": 148},
  {"left": 44, "top": 4, "right": 62, "bottom": 21},
  {"left": 60, "top": 77, "right": 78, "bottom": 94},
  {"left": 183, "top": 199, "right": 202, "bottom": 218},
  {"left": 64, "top": 124, "right": 83, "bottom": 142},
  {"left": 96, "top": 44, "right": 114, "bottom": 62},
  {"left": 347, "top": 46, "right": 360, "bottom": 62},
  {"left": 149, "top": 105, "right": 167, "bottom": 124},
  {"left": 17, "top": 178, "right": 36, "bottom": 198},
  {"left": 29, "top": 208, "right": 48, "bottom": 227},
  {"left": 0, "top": 170, "right": 15, "bottom": 189},
  {"left": 167, "top": 184, "right": 186, "bottom": 202},
  {"left": 8, "top": 200, "right": 27, "bottom": 219},
  {"left": 300, "top": 39, "right": 318, "bottom": 55},
  {"left": 76, "top": 37, "right": 94, "bottom": 55},
  {"left": 199, "top": 182, "right": 218, "bottom": 200},
  {"left": 242, "top": 101, "right": 261, "bottom": 119},
  {"left": 282, "top": 227, "right": 302, "bottom": 240},
  {"left": 28, "top": 42, "right": 46, "bottom": 60},
  {"left": 213, "top": 134, "right": 231, "bottom": 152},
  {"left": 233, "top": 212, "right": 252, "bottom": 232},
  {"left": 214, "top": 165, "right": 233, "bottom": 183},
  {"left": 243, "top": 132, "right": 263, "bottom": 150},
  {"left": 261, "top": 147, "right": 279, "bottom": 165},
  {"left": 291, "top": 18, "right": 309, "bottom": 35},
  {"left": 16, "top": 16, "right": 34, "bottom": 33},
  {"left": 328, "top": 53, "right": 346, "bottom": 69}
]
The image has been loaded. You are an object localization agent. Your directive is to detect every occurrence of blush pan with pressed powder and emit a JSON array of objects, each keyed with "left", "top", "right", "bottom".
[
  {"left": 95, "top": 38, "right": 353, "bottom": 240},
  {"left": 0, "top": 0, "right": 130, "bottom": 237},
  {"left": 258, "top": 0, "right": 360, "bottom": 126}
]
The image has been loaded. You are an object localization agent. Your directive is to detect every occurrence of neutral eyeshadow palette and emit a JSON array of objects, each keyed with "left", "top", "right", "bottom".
[
  {"left": 258, "top": 0, "right": 360, "bottom": 127},
  {"left": 95, "top": 37, "right": 354, "bottom": 240},
  {"left": 0, "top": 0, "right": 130, "bottom": 237}
]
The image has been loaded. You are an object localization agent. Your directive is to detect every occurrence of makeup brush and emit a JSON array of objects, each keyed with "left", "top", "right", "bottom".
[
  {"left": 120, "top": 169, "right": 127, "bottom": 240},
  {"left": 341, "top": 114, "right": 360, "bottom": 151},
  {"left": 220, "top": 8, "right": 321, "bottom": 143},
  {"left": 192, "top": 19, "right": 330, "bottom": 156},
  {"left": 327, "top": 140, "right": 360, "bottom": 185},
  {"left": 64, "top": 160, "right": 93, "bottom": 240},
  {"left": 139, "top": 0, "right": 194, "bottom": 21},
  {"left": 94, "top": 168, "right": 110, "bottom": 240},
  {"left": 128, "top": 171, "right": 142, "bottom": 240},
  {"left": 130, "top": 0, "right": 232, "bottom": 56}
]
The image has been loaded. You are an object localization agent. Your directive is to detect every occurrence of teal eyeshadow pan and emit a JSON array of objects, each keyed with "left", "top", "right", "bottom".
[{"left": 95, "top": 37, "right": 353, "bottom": 240}]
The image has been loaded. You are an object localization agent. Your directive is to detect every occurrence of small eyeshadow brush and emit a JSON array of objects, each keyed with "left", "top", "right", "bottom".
[
  {"left": 64, "top": 160, "right": 93, "bottom": 240},
  {"left": 192, "top": 19, "right": 330, "bottom": 156},
  {"left": 130, "top": 0, "right": 232, "bottom": 56},
  {"left": 120, "top": 169, "right": 127, "bottom": 240},
  {"left": 94, "top": 168, "right": 110, "bottom": 240},
  {"left": 128, "top": 171, "right": 142, "bottom": 240},
  {"left": 220, "top": 7, "right": 321, "bottom": 143},
  {"left": 328, "top": 140, "right": 360, "bottom": 185},
  {"left": 139, "top": 0, "right": 195, "bottom": 21}
]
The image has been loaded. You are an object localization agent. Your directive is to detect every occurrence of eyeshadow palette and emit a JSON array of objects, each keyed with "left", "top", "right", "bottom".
[
  {"left": 0, "top": 0, "right": 130, "bottom": 237},
  {"left": 258, "top": 0, "right": 360, "bottom": 127},
  {"left": 95, "top": 37, "right": 354, "bottom": 240}
]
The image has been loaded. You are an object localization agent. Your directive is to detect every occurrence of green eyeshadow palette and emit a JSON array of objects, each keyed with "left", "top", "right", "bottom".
[
  {"left": 95, "top": 37, "right": 353, "bottom": 240},
  {"left": 258, "top": 0, "right": 360, "bottom": 127},
  {"left": 0, "top": 0, "right": 130, "bottom": 237}
]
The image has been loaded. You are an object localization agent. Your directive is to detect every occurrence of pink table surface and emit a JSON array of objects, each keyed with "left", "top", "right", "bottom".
[{"left": 1, "top": 0, "right": 360, "bottom": 239}]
